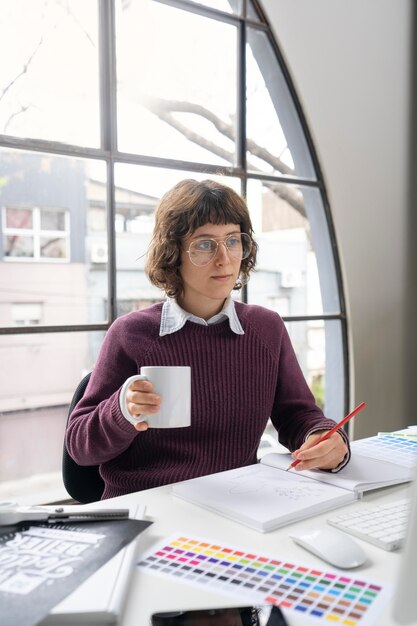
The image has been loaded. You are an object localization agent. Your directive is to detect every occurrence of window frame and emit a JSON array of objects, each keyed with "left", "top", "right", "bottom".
[
  {"left": 2, "top": 205, "right": 70, "bottom": 262},
  {"left": 0, "top": 0, "right": 350, "bottom": 417}
]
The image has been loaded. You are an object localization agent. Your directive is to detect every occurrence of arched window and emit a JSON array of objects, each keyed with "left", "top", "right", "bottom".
[{"left": 0, "top": 0, "right": 348, "bottom": 501}]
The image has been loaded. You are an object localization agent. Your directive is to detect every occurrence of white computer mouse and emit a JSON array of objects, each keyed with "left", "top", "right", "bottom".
[{"left": 290, "top": 527, "right": 367, "bottom": 569}]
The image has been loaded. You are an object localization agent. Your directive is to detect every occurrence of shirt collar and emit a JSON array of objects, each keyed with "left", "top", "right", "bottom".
[{"left": 160, "top": 297, "right": 244, "bottom": 336}]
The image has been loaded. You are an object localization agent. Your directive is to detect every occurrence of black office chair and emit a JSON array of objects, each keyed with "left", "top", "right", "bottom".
[{"left": 62, "top": 371, "right": 105, "bottom": 503}]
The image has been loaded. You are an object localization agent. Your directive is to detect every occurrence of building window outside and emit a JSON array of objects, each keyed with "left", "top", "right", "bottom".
[
  {"left": 0, "top": 0, "right": 348, "bottom": 504},
  {"left": 11, "top": 302, "right": 43, "bottom": 326},
  {"left": 3, "top": 206, "right": 70, "bottom": 261}
]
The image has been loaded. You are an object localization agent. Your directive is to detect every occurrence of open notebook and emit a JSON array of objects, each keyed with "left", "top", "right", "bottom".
[
  {"left": 261, "top": 433, "right": 416, "bottom": 492},
  {"left": 172, "top": 434, "right": 417, "bottom": 533}
]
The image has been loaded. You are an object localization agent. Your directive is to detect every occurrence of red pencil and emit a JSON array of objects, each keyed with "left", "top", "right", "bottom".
[{"left": 286, "top": 401, "right": 367, "bottom": 471}]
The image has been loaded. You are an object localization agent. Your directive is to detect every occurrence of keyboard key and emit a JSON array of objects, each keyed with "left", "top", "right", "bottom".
[{"left": 327, "top": 499, "right": 410, "bottom": 551}]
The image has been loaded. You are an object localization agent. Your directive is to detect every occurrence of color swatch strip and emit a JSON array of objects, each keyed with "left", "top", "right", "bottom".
[
  {"left": 353, "top": 435, "right": 417, "bottom": 468},
  {"left": 137, "top": 535, "right": 390, "bottom": 625}
]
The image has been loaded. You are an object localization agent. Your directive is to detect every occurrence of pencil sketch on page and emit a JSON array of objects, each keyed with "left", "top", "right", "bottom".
[{"left": 228, "top": 467, "right": 326, "bottom": 500}]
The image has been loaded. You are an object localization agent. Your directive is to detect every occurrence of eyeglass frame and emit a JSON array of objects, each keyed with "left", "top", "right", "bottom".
[{"left": 185, "top": 232, "right": 253, "bottom": 267}]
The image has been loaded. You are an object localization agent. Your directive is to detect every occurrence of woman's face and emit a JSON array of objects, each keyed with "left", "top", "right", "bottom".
[{"left": 178, "top": 222, "right": 242, "bottom": 319}]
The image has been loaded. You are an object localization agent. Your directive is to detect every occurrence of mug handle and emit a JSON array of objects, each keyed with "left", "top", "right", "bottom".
[{"left": 121, "top": 374, "right": 150, "bottom": 425}]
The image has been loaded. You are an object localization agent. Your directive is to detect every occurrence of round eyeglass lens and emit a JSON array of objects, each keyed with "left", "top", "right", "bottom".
[{"left": 188, "top": 233, "right": 251, "bottom": 266}]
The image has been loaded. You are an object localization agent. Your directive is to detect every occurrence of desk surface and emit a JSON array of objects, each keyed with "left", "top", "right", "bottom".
[{"left": 97, "top": 481, "right": 414, "bottom": 626}]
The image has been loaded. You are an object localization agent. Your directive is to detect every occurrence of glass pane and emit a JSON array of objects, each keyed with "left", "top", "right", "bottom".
[
  {"left": 0, "top": 148, "right": 108, "bottom": 325},
  {"left": 285, "top": 319, "right": 345, "bottom": 422},
  {"left": 116, "top": 0, "right": 237, "bottom": 164},
  {"left": 4, "top": 235, "right": 34, "bottom": 258},
  {"left": 186, "top": 0, "right": 240, "bottom": 12},
  {"left": 246, "top": 27, "right": 316, "bottom": 179},
  {"left": 262, "top": 319, "right": 345, "bottom": 449},
  {"left": 40, "top": 209, "right": 66, "bottom": 231},
  {"left": 114, "top": 163, "right": 241, "bottom": 311},
  {"left": 0, "top": 0, "right": 100, "bottom": 147},
  {"left": 6, "top": 207, "right": 33, "bottom": 229},
  {"left": 246, "top": 180, "right": 340, "bottom": 315},
  {"left": 0, "top": 330, "right": 105, "bottom": 504},
  {"left": 40, "top": 236, "right": 67, "bottom": 259}
]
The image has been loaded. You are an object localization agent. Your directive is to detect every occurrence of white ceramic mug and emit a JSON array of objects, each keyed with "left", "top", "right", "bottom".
[{"left": 127, "top": 366, "right": 191, "bottom": 428}]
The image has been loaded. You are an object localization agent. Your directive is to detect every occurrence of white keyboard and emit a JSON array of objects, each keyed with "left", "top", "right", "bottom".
[{"left": 327, "top": 499, "right": 410, "bottom": 551}]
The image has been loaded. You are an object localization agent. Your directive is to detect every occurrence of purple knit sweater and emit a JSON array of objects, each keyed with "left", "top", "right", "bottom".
[{"left": 66, "top": 302, "right": 344, "bottom": 499}]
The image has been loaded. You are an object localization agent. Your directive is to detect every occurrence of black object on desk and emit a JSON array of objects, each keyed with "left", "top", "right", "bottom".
[
  {"left": 151, "top": 605, "right": 288, "bottom": 626},
  {"left": 0, "top": 516, "right": 152, "bottom": 626}
]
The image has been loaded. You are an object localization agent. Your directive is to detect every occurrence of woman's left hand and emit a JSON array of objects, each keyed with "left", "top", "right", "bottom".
[{"left": 291, "top": 430, "right": 348, "bottom": 471}]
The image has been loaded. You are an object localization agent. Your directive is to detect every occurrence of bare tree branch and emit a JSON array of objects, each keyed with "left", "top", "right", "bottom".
[
  {"left": 58, "top": 0, "right": 96, "bottom": 47},
  {"left": 150, "top": 108, "right": 236, "bottom": 163},
  {"left": 4, "top": 104, "right": 32, "bottom": 133},
  {"left": 141, "top": 96, "right": 294, "bottom": 176},
  {"left": 140, "top": 95, "right": 305, "bottom": 217},
  {"left": 1, "top": 1, "right": 96, "bottom": 134},
  {"left": 266, "top": 183, "right": 305, "bottom": 217},
  {"left": 0, "top": 36, "right": 44, "bottom": 101}
]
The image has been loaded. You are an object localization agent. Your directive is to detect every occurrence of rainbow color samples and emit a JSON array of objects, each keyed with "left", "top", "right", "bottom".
[{"left": 138, "top": 536, "right": 390, "bottom": 625}]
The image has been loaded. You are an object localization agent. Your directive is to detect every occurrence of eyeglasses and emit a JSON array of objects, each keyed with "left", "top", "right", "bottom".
[{"left": 186, "top": 233, "right": 252, "bottom": 267}]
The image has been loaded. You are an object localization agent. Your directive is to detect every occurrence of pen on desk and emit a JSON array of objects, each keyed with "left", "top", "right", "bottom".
[{"left": 286, "top": 401, "right": 367, "bottom": 471}]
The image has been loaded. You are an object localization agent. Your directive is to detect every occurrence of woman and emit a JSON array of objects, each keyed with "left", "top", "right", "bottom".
[{"left": 66, "top": 179, "right": 349, "bottom": 499}]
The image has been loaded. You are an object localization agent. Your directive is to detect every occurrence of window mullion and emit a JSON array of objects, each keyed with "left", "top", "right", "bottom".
[
  {"left": 236, "top": 19, "right": 246, "bottom": 172},
  {"left": 99, "top": 0, "right": 117, "bottom": 323},
  {"left": 237, "top": 18, "right": 248, "bottom": 303}
]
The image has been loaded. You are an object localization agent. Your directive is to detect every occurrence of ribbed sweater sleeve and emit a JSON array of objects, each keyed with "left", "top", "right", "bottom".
[{"left": 66, "top": 306, "right": 161, "bottom": 464}]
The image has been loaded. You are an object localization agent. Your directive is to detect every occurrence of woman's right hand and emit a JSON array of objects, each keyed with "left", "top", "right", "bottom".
[{"left": 126, "top": 379, "right": 161, "bottom": 432}]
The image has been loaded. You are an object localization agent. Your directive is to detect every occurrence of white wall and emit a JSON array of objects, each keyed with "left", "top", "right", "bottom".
[{"left": 261, "top": 0, "right": 412, "bottom": 438}]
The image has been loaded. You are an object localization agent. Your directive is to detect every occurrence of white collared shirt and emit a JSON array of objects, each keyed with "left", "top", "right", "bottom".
[
  {"left": 159, "top": 297, "right": 244, "bottom": 336},
  {"left": 119, "top": 297, "right": 244, "bottom": 423}
]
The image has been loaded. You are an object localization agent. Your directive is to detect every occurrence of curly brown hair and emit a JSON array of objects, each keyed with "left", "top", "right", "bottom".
[{"left": 145, "top": 179, "right": 258, "bottom": 298}]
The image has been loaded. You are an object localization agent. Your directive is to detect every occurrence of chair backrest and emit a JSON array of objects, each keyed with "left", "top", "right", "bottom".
[{"left": 62, "top": 372, "right": 105, "bottom": 503}]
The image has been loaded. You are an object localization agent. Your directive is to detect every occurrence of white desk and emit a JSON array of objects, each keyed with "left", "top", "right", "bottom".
[{"left": 97, "top": 481, "right": 414, "bottom": 626}]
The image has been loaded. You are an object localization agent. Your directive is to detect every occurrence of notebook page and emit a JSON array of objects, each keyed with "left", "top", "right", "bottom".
[
  {"left": 172, "top": 464, "right": 356, "bottom": 532},
  {"left": 261, "top": 451, "right": 413, "bottom": 492}
]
